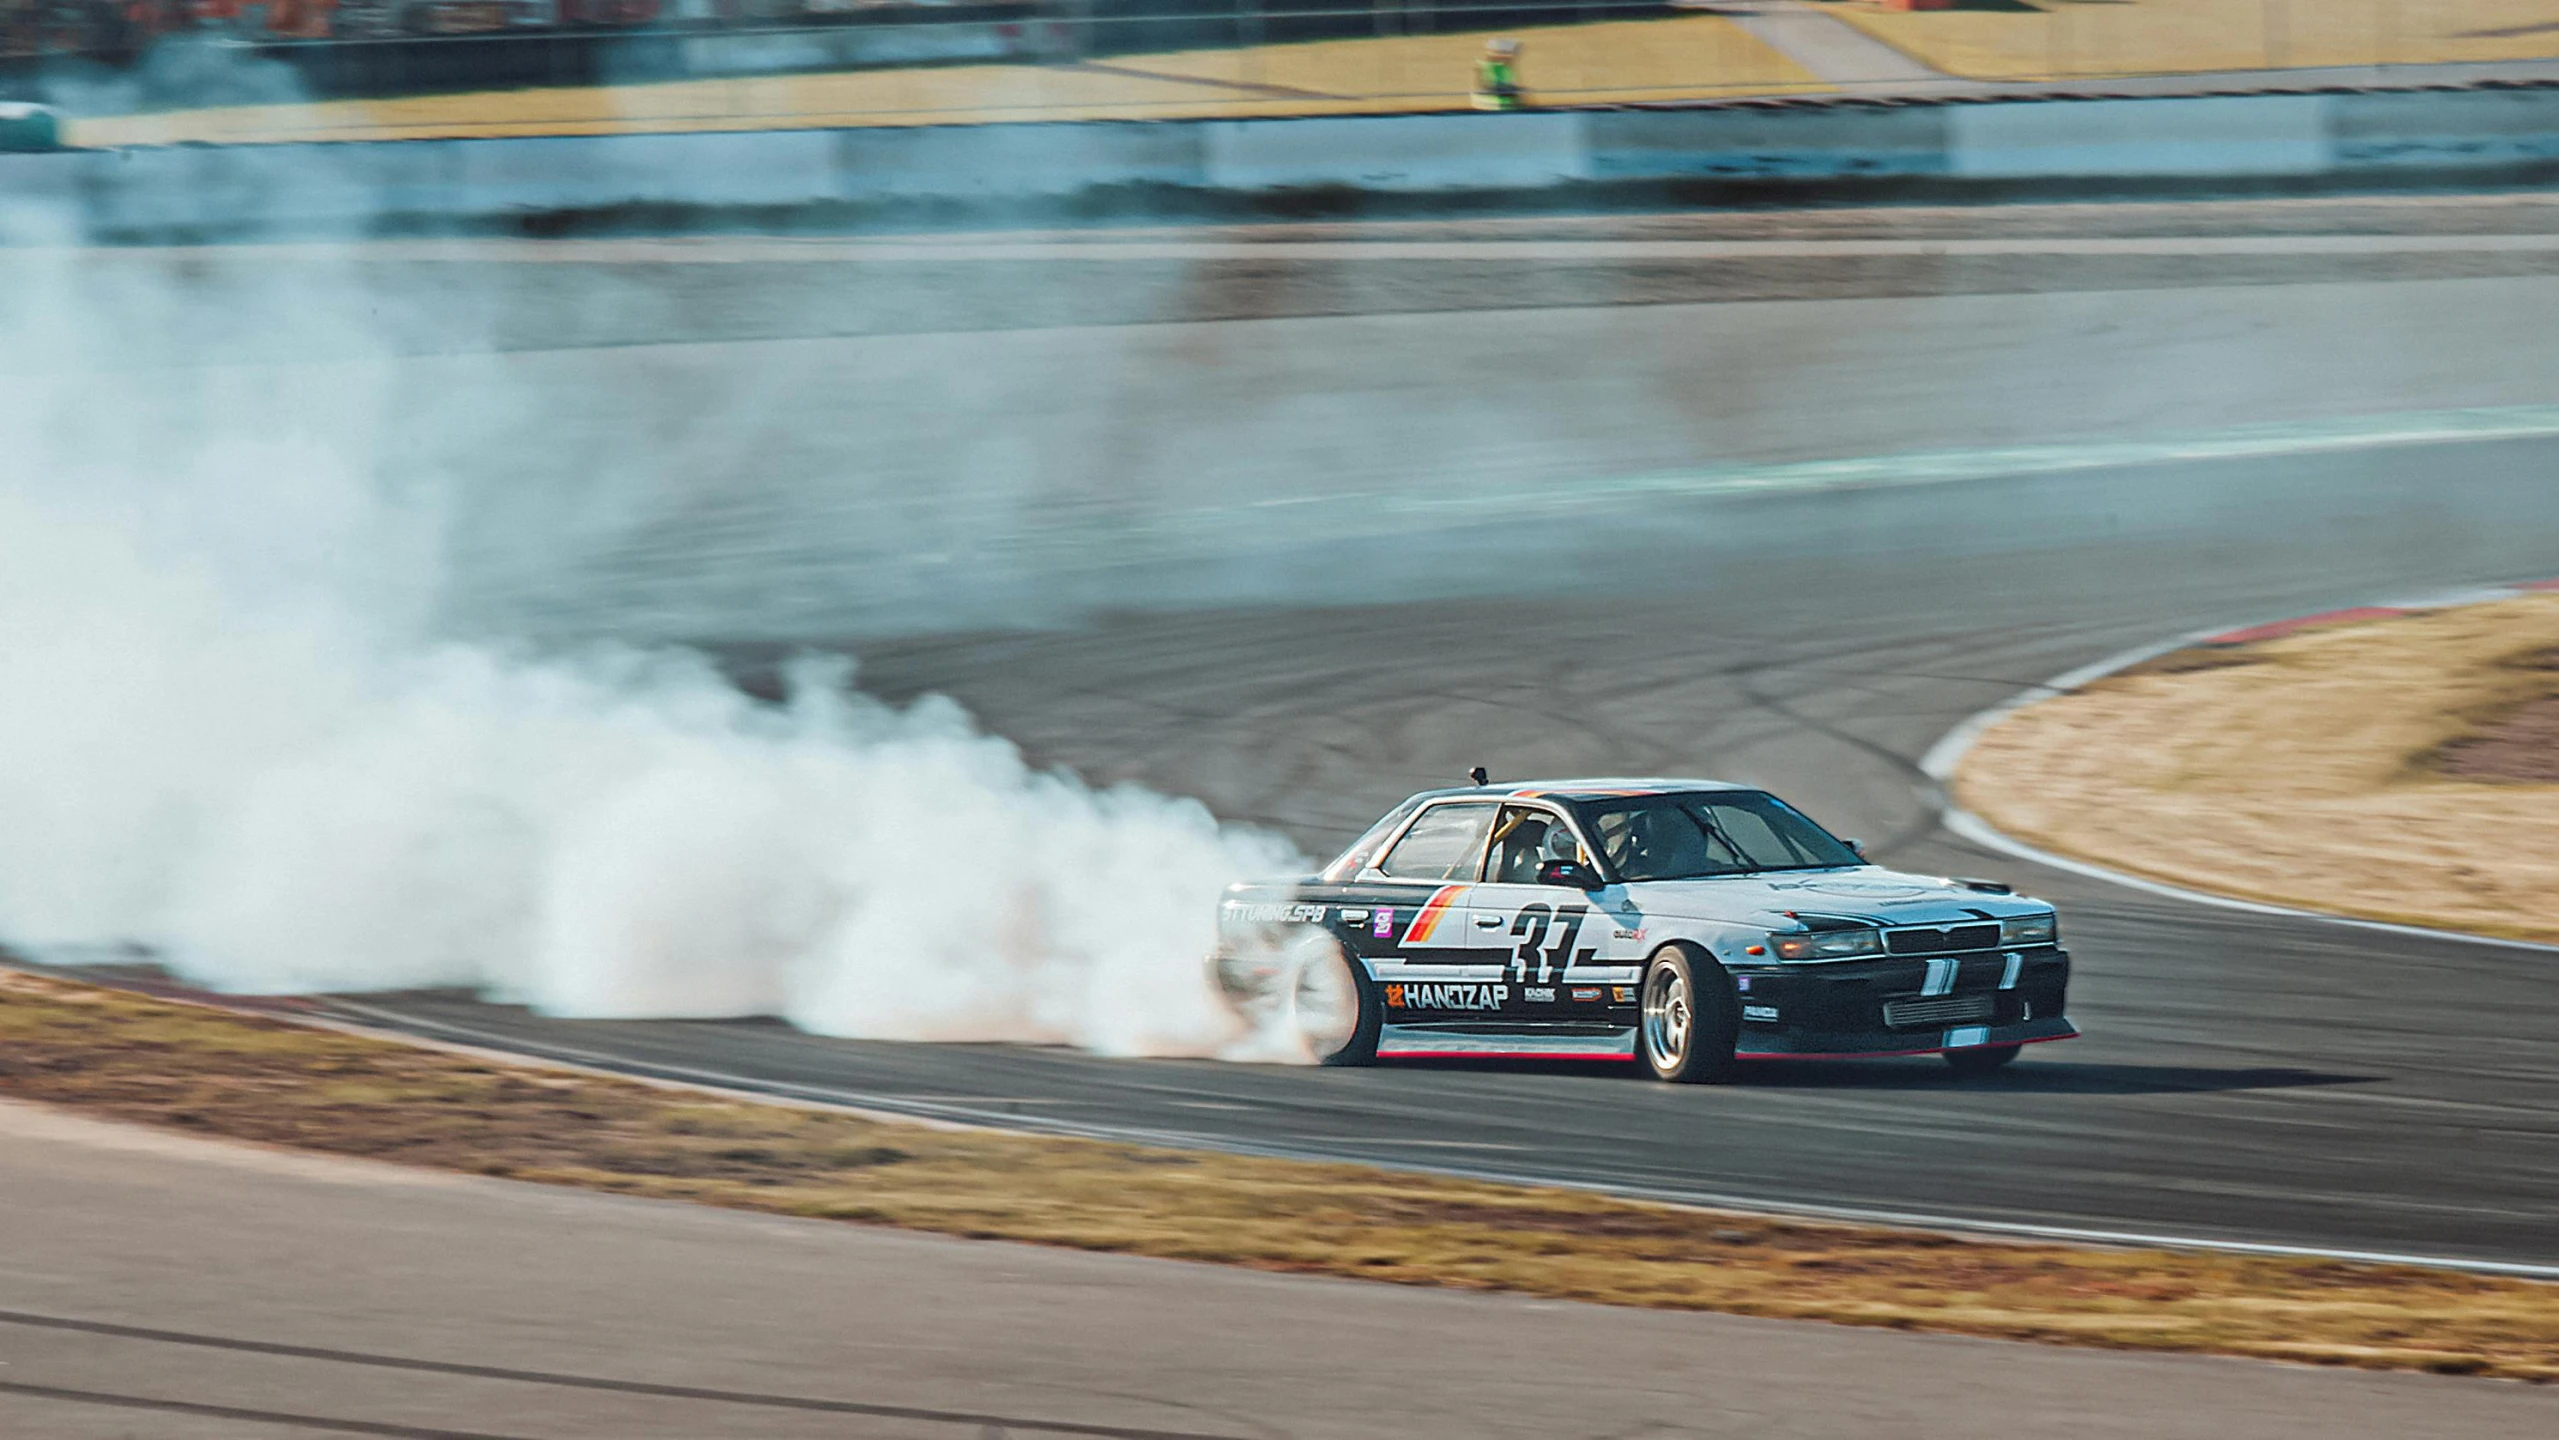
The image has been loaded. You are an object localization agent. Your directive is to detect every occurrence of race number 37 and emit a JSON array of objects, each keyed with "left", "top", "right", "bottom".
[{"left": 1509, "top": 904, "right": 1596, "bottom": 984}]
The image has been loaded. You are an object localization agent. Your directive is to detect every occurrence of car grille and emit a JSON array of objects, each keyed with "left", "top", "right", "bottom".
[
  {"left": 1883, "top": 994, "right": 1996, "bottom": 1029},
  {"left": 1885, "top": 923, "right": 2000, "bottom": 955}
]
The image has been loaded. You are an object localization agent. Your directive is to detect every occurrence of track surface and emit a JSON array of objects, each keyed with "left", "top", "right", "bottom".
[
  {"left": 21, "top": 1099, "right": 2557, "bottom": 1439},
  {"left": 339, "top": 521, "right": 2559, "bottom": 1268},
  {"left": 17, "top": 194, "right": 2559, "bottom": 1273}
]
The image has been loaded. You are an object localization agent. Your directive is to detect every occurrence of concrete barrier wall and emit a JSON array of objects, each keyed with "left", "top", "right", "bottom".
[
  {"left": 1585, "top": 105, "right": 1951, "bottom": 180},
  {"left": 676, "top": 22, "right": 1046, "bottom": 78},
  {"left": 2331, "top": 88, "right": 2559, "bottom": 168},
  {"left": 5, "top": 86, "right": 2559, "bottom": 231},
  {"left": 1947, "top": 95, "right": 2332, "bottom": 178}
]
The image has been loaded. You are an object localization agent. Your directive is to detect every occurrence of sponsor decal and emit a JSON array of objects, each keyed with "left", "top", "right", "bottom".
[
  {"left": 1383, "top": 982, "right": 1509, "bottom": 1011},
  {"left": 1611, "top": 986, "right": 1634, "bottom": 1003},
  {"left": 1224, "top": 902, "right": 1327, "bottom": 925},
  {"left": 1341, "top": 909, "right": 1370, "bottom": 922},
  {"left": 1570, "top": 987, "right": 1603, "bottom": 1002},
  {"left": 1523, "top": 987, "right": 1556, "bottom": 1003},
  {"left": 1742, "top": 1004, "right": 1780, "bottom": 1023},
  {"left": 1612, "top": 927, "right": 1645, "bottom": 941},
  {"left": 1372, "top": 908, "right": 1396, "bottom": 938},
  {"left": 1405, "top": 887, "right": 1463, "bottom": 944},
  {"left": 1735, "top": 975, "right": 1751, "bottom": 992}
]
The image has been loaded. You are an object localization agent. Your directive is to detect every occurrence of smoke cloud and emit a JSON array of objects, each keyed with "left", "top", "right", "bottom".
[{"left": 0, "top": 238, "right": 1304, "bottom": 1058}]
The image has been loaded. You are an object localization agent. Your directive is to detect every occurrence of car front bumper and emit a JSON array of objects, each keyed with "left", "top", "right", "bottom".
[
  {"left": 1737, "top": 1013, "right": 2079, "bottom": 1059},
  {"left": 1727, "top": 944, "right": 2075, "bottom": 1058}
]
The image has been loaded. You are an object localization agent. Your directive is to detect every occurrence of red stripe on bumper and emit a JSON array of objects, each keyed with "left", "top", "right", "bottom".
[{"left": 1377, "top": 1050, "right": 1637, "bottom": 1062}]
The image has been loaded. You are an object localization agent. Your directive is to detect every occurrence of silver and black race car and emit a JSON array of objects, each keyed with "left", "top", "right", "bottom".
[{"left": 1211, "top": 778, "right": 2075, "bottom": 1082}]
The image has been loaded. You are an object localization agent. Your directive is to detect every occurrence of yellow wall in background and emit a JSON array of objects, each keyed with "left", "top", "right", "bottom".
[{"left": 1839, "top": 0, "right": 2559, "bottom": 81}]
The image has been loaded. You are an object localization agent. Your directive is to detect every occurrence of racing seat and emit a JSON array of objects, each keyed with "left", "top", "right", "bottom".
[{"left": 1491, "top": 816, "right": 1583, "bottom": 885}]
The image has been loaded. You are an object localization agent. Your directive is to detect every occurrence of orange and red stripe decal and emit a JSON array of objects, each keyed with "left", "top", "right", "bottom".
[{"left": 1404, "top": 886, "right": 1464, "bottom": 944}]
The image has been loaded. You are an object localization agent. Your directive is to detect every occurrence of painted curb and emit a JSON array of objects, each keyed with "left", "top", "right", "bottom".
[{"left": 1922, "top": 578, "right": 2559, "bottom": 955}]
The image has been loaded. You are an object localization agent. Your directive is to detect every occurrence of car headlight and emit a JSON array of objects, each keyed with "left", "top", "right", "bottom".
[
  {"left": 1771, "top": 927, "right": 1884, "bottom": 961},
  {"left": 1999, "top": 913, "right": 2058, "bottom": 947}
]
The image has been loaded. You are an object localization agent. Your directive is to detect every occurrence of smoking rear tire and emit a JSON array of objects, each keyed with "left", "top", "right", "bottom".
[
  {"left": 1639, "top": 943, "right": 1740, "bottom": 1084},
  {"left": 1292, "top": 939, "right": 1379, "bottom": 1067},
  {"left": 1944, "top": 1044, "right": 2022, "bottom": 1076}
]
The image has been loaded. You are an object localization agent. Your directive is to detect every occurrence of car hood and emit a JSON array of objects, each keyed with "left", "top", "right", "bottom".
[{"left": 1622, "top": 867, "right": 2046, "bottom": 927}]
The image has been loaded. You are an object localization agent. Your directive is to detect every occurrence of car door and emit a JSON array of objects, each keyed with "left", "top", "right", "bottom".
[
  {"left": 1468, "top": 804, "right": 1624, "bottom": 1015},
  {"left": 1352, "top": 799, "right": 1498, "bottom": 976}
]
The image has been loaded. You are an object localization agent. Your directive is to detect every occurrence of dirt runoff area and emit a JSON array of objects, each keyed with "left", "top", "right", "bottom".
[
  {"left": 1839, "top": 0, "right": 2559, "bottom": 81},
  {"left": 6, "top": 966, "right": 2559, "bottom": 1380},
  {"left": 1957, "top": 591, "right": 2559, "bottom": 944}
]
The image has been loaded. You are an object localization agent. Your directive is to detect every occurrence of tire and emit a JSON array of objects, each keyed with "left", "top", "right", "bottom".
[
  {"left": 1290, "top": 939, "right": 1380, "bottom": 1067},
  {"left": 1639, "top": 943, "right": 1740, "bottom": 1084},
  {"left": 1944, "top": 1043, "right": 2022, "bottom": 1076}
]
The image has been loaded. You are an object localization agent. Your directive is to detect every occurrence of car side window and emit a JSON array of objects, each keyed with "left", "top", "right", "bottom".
[
  {"left": 1375, "top": 803, "right": 1498, "bottom": 882},
  {"left": 1486, "top": 805, "right": 1582, "bottom": 884}
]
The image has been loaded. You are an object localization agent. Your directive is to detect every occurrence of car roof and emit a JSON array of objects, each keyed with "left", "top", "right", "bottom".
[{"left": 1405, "top": 777, "right": 1752, "bottom": 805}]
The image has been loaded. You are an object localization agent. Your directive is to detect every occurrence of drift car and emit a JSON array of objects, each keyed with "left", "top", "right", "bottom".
[{"left": 1212, "top": 779, "right": 2074, "bottom": 1082}]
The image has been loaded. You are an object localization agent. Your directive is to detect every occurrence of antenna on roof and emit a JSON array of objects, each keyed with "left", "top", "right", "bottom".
[{"left": 1468, "top": 766, "right": 1490, "bottom": 787}]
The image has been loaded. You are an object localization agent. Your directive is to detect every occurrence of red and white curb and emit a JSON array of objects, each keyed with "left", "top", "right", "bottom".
[{"left": 1918, "top": 576, "right": 2559, "bottom": 955}]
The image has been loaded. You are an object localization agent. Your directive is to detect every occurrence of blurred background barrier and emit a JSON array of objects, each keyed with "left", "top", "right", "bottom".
[
  {"left": 3, "top": 1, "right": 1680, "bottom": 98},
  {"left": 10, "top": 84, "right": 2559, "bottom": 231},
  {"left": 7, "top": 2, "right": 2559, "bottom": 142},
  {"left": 0, "top": 96, "right": 58, "bottom": 143}
]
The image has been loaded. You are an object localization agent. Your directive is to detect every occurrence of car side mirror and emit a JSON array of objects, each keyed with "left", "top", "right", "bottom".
[
  {"left": 1844, "top": 838, "right": 1866, "bottom": 858},
  {"left": 1536, "top": 859, "right": 1603, "bottom": 891}
]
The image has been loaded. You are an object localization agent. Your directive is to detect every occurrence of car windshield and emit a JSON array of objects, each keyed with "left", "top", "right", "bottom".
[{"left": 1576, "top": 792, "right": 1860, "bottom": 881}]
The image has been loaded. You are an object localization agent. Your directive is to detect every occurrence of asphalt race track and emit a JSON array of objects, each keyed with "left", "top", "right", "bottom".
[
  {"left": 20, "top": 193, "right": 2559, "bottom": 1272},
  {"left": 335, "top": 515, "right": 2559, "bottom": 1270}
]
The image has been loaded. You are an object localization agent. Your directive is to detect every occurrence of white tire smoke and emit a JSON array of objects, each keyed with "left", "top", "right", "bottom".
[{"left": 0, "top": 245, "right": 1303, "bottom": 1058}]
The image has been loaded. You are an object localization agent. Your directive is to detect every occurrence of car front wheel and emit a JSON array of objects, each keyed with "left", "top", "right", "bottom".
[{"left": 1639, "top": 943, "right": 1739, "bottom": 1084}]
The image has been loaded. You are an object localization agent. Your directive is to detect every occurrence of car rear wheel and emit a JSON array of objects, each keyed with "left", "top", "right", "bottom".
[
  {"left": 1639, "top": 944, "right": 1739, "bottom": 1084},
  {"left": 1944, "top": 1043, "right": 2022, "bottom": 1076},
  {"left": 1291, "top": 940, "right": 1379, "bottom": 1066}
]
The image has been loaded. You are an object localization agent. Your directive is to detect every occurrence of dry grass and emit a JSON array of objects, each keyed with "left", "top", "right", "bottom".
[
  {"left": 5, "top": 966, "right": 2558, "bottom": 1379},
  {"left": 1957, "top": 592, "right": 2559, "bottom": 943},
  {"left": 1838, "top": 0, "right": 2559, "bottom": 82}
]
